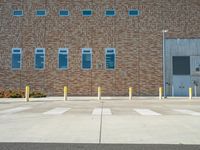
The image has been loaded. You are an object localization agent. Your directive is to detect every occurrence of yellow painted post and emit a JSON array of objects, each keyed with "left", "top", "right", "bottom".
[
  {"left": 129, "top": 87, "right": 132, "bottom": 100},
  {"left": 98, "top": 86, "right": 101, "bottom": 100},
  {"left": 25, "top": 86, "right": 30, "bottom": 102},
  {"left": 64, "top": 86, "right": 68, "bottom": 101},
  {"left": 159, "top": 87, "right": 163, "bottom": 100},
  {"left": 189, "top": 87, "right": 192, "bottom": 99}
]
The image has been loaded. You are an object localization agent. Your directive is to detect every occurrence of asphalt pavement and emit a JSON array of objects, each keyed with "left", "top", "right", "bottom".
[{"left": 0, "top": 143, "right": 200, "bottom": 150}]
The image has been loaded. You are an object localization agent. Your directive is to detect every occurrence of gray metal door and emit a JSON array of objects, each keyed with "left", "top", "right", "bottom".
[{"left": 173, "top": 76, "right": 191, "bottom": 96}]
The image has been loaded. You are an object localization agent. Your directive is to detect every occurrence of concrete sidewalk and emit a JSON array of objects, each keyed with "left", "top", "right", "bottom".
[{"left": 1, "top": 96, "right": 200, "bottom": 102}]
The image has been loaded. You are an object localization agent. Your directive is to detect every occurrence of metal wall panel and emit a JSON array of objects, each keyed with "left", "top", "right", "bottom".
[
  {"left": 165, "top": 39, "right": 200, "bottom": 96},
  {"left": 191, "top": 76, "right": 200, "bottom": 96},
  {"left": 166, "top": 39, "right": 200, "bottom": 56},
  {"left": 191, "top": 56, "right": 200, "bottom": 76},
  {"left": 172, "top": 75, "right": 191, "bottom": 96}
]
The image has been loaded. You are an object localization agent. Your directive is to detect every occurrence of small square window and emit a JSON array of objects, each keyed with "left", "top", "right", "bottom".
[
  {"left": 173, "top": 56, "right": 190, "bottom": 75},
  {"left": 105, "top": 9, "right": 116, "bottom": 16},
  {"left": 13, "top": 10, "right": 23, "bottom": 16},
  {"left": 59, "top": 9, "right": 70, "bottom": 16},
  {"left": 82, "top": 9, "right": 92, "bottom": 16},
  {"left": 36, "top": 9, "right": 46, "bottom": 16},
  {"left": 128, "top": 9, "right": 140, "bottom": 16}
]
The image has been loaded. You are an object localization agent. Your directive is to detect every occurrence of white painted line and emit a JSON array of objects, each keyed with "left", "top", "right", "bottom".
[
  {"left": 92, "top": 108, "right": 112, "bottom": 115},
  {"left": 0, "top": 107, "right": 31, "bottom": 114},
  {"left": 103, "top": 108, "right": 112, "bottom": 115},
  {"left": 43, "top": 107, "right": 71, "bottom": 115},
  {"left": 92, "top": 108, "right": 101, "bottom": 115},
  {"left": 174, "top": 109, "right": 200, "bottom": 116},
  {"left": 134, "top": 109, "right": 161, "bottom": 116}
]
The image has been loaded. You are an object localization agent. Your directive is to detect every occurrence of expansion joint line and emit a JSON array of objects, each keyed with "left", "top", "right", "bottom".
[{"left": 98, "top": 101, "right": 104, "bottom": 144}]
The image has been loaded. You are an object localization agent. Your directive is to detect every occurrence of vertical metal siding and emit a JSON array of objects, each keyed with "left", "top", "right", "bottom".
[
  {"left": 165, "top": 39, "right": 200, "bottom": 96},
  {"left": 191, "top": 56, "right": 200, "bottom": 76}
]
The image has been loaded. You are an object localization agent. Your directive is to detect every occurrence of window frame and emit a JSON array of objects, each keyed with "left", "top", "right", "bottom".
[
  {"left": 105, "top": 48, "right": 116, "bottom": 70},
  {"left": 11, "top": 48, "right": 22, "bottom": 70},
  {"left": 35, "top": 9, "right": 47, "bottom": 16},
  {"left": 59, "top": 9, "right": 70, "bottom": 16},
  {"left": 82, "top": 9, "right": 93, "bottom": 16},
  {"left": 81, "top": 48, "right": 92, "bottom": 70},
  {"left": 105, "top": 9, "right": 116, "bottom": 17},
  {"left": 12, "top": 9, "right": 23, "bottom": 16},
  {"left": 58, "top": 48, "right": 69, "bottom": 70},
  {"left": 34, "top": 48, "right": 45, "bottom": 70},
  {"left": 128, "top": 9, "right": 140, "bottom": 16}
]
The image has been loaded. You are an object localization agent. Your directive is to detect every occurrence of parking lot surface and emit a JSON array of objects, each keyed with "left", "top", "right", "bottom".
[{"left": 0, "top": 97, "right": 200, "bottom": 145}]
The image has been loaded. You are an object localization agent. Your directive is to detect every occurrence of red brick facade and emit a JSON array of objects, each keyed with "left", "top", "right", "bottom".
[{"left": 0, "top": 0, "right": 200, "bottom": 96}]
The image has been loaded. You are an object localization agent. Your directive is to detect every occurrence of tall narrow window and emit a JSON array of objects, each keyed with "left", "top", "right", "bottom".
[
  {"left": 82, "top": 48, "right": 92, "bottom": 69},
  {"left": 12, "top": 10, "right": 23, "bottom": 16},
  {"left": 11, "top": 48, "right": 22, "bottom": 69},
  {"left": 35, "top": 48, "right": 45, "bottom": 70},
  {"left": 105, "top": 9, "right": 116, "bottom": 16},
  {"left": 105, "top": 48, "right": 116, "bottom": 69},
  {"left": 58, "top": 48, "right": 68, "bottom": 69},
  {"left": 36, "top": 9, "right": 46, "bottom": 16}
]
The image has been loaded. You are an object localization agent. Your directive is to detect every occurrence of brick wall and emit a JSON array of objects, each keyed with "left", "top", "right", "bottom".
[{"left": 0, "top": 0, "right": 200, "bottom": 96}]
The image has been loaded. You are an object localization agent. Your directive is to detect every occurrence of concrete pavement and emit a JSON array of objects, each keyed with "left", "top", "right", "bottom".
[{"left": 0, "top": 97, "right": 200, "bottom": 144}]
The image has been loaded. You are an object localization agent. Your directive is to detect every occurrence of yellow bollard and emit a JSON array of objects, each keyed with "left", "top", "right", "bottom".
[
  {"left": 64, "top": 86, "right": 68, "bottom": 101},
  {"left": 129, "top": 87, "right": 132, "bottom": 100},
  {"left": 25, "top": 86, "right": 30, "bottom": 102},
  {"left": 189, "top": 87, "right": 192, "bottom": 99},
  {"left": 98, "top": 86, "right": 101, "bottom": 100},
  {"left": 159, "top": 87, "right": 163, "bottom": 100}
]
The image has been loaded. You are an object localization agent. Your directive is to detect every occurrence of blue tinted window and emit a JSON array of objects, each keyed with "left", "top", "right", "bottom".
[
  {"left": 36, "top": 49, "right": 44, "bottom": 53},
  {"left": 12, "top": 48, "right": 22, "bottom": 69},
  {"left": 82, "top": 48, "right": 92, "bottom": 69},
  {"left": 35, "top": 48, "right": 45, "bottom": 69},
  {"left": 128, "top": 9, "right": 140, "bottom": 16},
  {"left": 105, "top": 9, "right": 116, "bottom": 16},
  {"left": 36, "top": 9, "right": 46, "bottom": 16},
  {"left": 13, "top": 49, "right": 21, "bottom": 53},
  {"left": 13, "top": 10, "right": 23, "bottom": 16},
  {"left": 58, "top": 48, "right": 68, "bottom": 69},
  {"left": 82, "top": 9, "right": 92, "bottom": 16},
  {"left": 105, "top": 48, "right": 116, "bottom": 69},
  {"left": 59, "top": 10, "right": 69, "bottom": 16}
]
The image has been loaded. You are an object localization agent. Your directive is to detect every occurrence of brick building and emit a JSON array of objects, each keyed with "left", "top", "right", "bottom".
[{"left": 0, "top": 0, "right": 200, "bottom": 96}]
